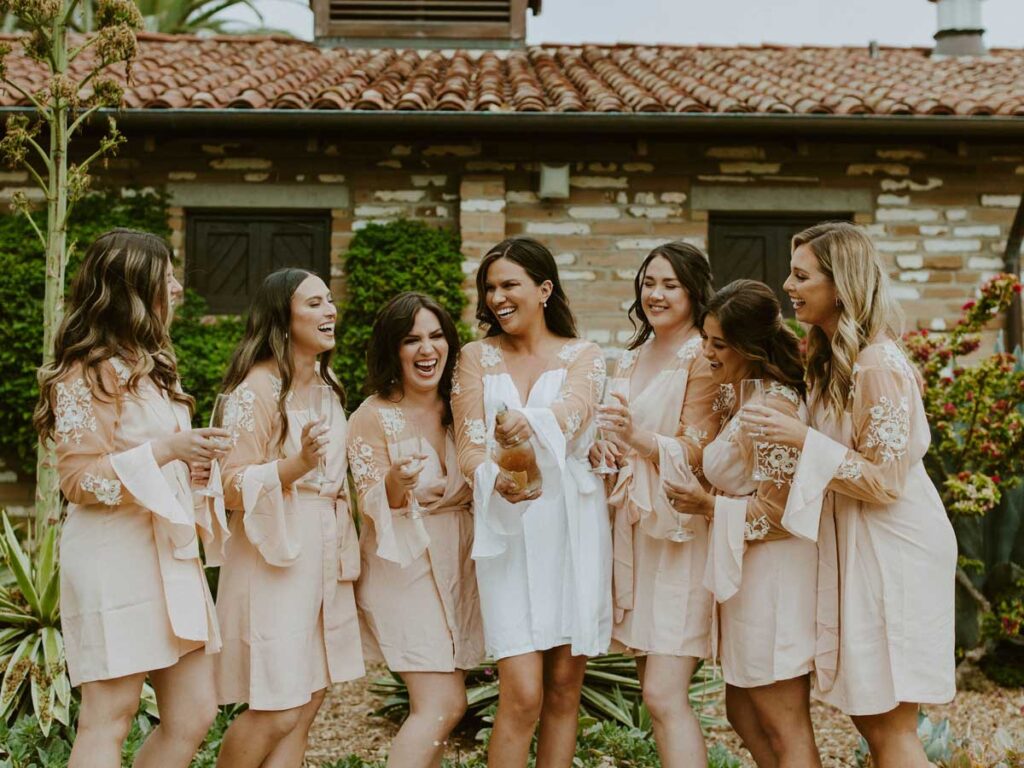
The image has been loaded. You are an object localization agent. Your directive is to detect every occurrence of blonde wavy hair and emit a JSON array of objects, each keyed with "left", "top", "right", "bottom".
[
  {"left": 34, "top": 229, "right": 191, "bottom": 440},
  {"left": 793, "top": 222, "right": 903, "bottom": 419}
]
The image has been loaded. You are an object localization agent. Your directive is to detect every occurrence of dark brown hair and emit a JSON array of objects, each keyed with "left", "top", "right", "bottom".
[
  {"left": 220, "top": 268, "right": 345, "bottom": 451},
  {"left": 365, "top": 292, "right": 460, "bottom": 426},
  {"left": 700, "top": 279, "right": 806, "bottom": 398},
  {"left": 627, "top": 241, "right": 713, "bottom": 350},
  {"left": 474, "top": 237, "right": 577, "bottom": 339},
  {"left": 35, "top": 229, "right": 190, "bottom": 440}
]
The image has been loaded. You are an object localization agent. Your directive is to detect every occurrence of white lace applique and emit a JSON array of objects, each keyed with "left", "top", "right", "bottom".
[
  {"left": 480, "top": 343, "right": 502, "bottom": 368},
  {"left": 109, "top": 357, "right": 132, "bottom": 386},
  {"left": 677, "top": 336, "right": 702, "bottom": 362},
  {"left": 233, "top": 470, "right": 245, "bottom": 494},
  {"left": 866, "top": 395, "right": 910, "bottom": 462},
  {"left": 565, "top": 410, "right": 583, "bottom": 439},
  {"left": 765, "top": 381, "right": 800, "bottom": 406},
  {"left": 836, "top": 457, "right": 864, "bottom": 480},
  {"left": 712, "top": 384, "right": 736, "bottom": 427},
  {"left": 81, "top": 473, "right": 122, "bottom": 505},
  {"left": 347, "top": 437, "right": 381, "bottom": 492},
  {"left": 379, "top": 407, "right": 406, "bottom": 439},
  {"left": 683, "top": 424, "right": 709, "bottom": 445},
  {"left": 849, "top": 362, "right": 863, "bottom": 400},
  {"left": 755, "top": 442, "right": 800, "bottom": 488},
  {"left": 451, "top": 368, "right": 462, "bottom": 396},
  {"left": 269, "top": 376, "right": 295, "bottom": 404},
  {"left": 882, "top": 342, "right": 917, "bottom": 382},
  {"left": 229, "top": 384, "right": 257, "bottom": 435},
  {"left": 558, "top": 340, "right": 590, "bottom": 363},
  {"left": 55, "top": 379, "right": 97, "bottom": 444},
  {"left": 745, "top": 515, "right": 770, "bottom": 541},
  {"left": 617, "top": 348, "right": 639, "bottom": 372},
  {"left": 586, "top": 356, "right": 607, "bottom": 394},
  {"left": 464, "top": 417, "right": 487, "bottom": 446}
]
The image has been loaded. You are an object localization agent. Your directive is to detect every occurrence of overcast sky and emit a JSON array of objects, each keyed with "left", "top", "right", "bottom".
[{"left": 235, "top": 0, "right": 1023, "bottom": 47}]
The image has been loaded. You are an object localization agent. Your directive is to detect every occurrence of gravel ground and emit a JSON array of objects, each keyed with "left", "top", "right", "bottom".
[{"left": 306, "top": 665, "right": 1024, "bottom": 767}]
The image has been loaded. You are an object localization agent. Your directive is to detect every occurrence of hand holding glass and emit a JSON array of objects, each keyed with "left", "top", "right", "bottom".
[
  {"left": 591, "top": 375, "right": 618, "bottom": 475},
  {"left": 396, "top": 423, "right": 427, "bottom": 520},
  {"left": 308, "top": 385, "right": 333, "bottom": 486},
  {"left": 198, "top": 393, "right": 234, "bottom": 498}
]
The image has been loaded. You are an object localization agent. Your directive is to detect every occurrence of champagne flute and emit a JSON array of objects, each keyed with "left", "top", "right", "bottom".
[
  {"left": 666, "top": 459, "right": 696, "bottom": 543},
  {"left": 308, "top": 384, "right": 333, "bottom": 486},
  {"left": 397, "top": 422, "right": 427, "bottom": 520},
  {"left": 591, "top": 374, "right": 618, "bottom": 476},
  {"left": 740, "top": 378, "right": 767, "bottom": 482},
  {"left": 198, "top": 393, "right": 234, "bottom": 498}
]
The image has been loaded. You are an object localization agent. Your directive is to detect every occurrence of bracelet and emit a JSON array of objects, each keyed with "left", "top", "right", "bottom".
[{"left": 637, "top": 432, "right": 658, "bottom": 459}]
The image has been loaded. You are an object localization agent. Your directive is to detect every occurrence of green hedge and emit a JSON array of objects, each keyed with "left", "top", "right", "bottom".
[
  {"left": 335, "top": 219, "right": 469, "bottom": 409},
  {"left": 0, "top": 188, "right": 172, "bottom": 477}
]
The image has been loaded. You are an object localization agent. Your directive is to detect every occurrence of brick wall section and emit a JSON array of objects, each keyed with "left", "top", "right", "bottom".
[
  {"left": 3, "top": 132, "right": 1022, "bottom": 508},
  {"left": 130, "top": 134, "right": 1023, "bottom": 343}
]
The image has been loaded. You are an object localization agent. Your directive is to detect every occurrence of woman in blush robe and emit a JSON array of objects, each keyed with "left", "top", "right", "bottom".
[
  {"left": 35, "top": 229, "right": 230, "bottom": 768},
  {"left": 214, "top": 268, "right": 364, "bottom": 768},
  {"left": 451, "top": 237, "right": 611, "bottom": 768},
  {"left": 741, "top": 223, "right": 956, "bottom": 768},
  {"left": 589, "top": 242, "right": 720, "bottom": 768},
  {"left": 348, "top": 292, "right": 483, "bottom": 768},
  {"left": 667, "top": 280, "right": 821, "bottom": 768}
]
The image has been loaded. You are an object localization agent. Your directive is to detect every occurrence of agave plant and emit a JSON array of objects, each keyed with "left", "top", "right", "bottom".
[
  {"left": 0, "top": 512, "right": 70, "bottom": 737},
  {"left": 371, "top": 653, "right": 726, "bottom": 736}
]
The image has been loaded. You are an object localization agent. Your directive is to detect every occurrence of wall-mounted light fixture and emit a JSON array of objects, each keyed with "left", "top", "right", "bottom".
[{"left": 539, "top": 163, "right": 570, "bottom": 200}]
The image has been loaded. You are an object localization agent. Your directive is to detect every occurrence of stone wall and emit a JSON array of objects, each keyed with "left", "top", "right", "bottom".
[{"left": 1, "top": 130, "right": 1021, "bottom": 509}]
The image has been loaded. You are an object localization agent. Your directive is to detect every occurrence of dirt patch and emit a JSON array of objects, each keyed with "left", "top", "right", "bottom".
[{"left": 307, "top": 667, "right": 1024, "bottom": 767}]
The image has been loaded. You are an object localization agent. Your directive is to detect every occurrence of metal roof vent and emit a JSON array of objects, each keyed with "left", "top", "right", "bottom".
[{"left": 314, "top": 0, "right": 542, "bottom": 49}]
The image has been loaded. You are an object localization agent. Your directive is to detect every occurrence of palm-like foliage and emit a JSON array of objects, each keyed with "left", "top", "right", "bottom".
[
  {"left": 0, "top": 513, "right": 70, "bottom": 737},
  {"left": 372, "top": 654, "right": 727, "bottom": 735}
]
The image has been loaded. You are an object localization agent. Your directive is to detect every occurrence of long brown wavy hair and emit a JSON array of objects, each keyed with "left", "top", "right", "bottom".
[
  {"left": 792, "top": 222, "right": 902, "bottom": 418},
  {"left": 34, "top": 229, "right": 191, "bottom": 441},
  {"left": 365, "top": 292, "right": 461, "bottom": 426},
  {"left": 626, "top": 241, "right": 713, "bottom": 351},
  {"left": 474, "top": 237, "right": 578, "bottom": 339},
  {"left": 220, "top": 268, "right": 345, "bottom": 451},
  {"left": 700, "top": 279, "right": 807, "bottom": 398}
]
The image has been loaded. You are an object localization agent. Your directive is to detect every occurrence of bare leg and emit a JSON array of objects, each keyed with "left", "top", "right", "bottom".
[
  {"left": 133, "top": 649, "right": 219, "bottom": 768},
  {"left": 745, "top": 675, "right": 821, "bottom": 768},
  {"left": 69, "top": 672, "right": 147, "bottom": 768},
  {"left": 852, "top": 703, "right": 929, "bottom": 768},
  {"left": 385, "top": 672, "right": 467, "bottom": 768},
  {"left": 636, "top": 655, "right": 706, "bottom": 768},
  {"left": 487, "top": 652, "right": 544, "bottom": 768},
  {"left": 260, "top": 689, "right": 327, "bottom": 768},
  {"left": 215, "top": 703, "right": 305, "bottom": 768},
  {"left": 725, "top": 685, "right": 777, "bottom": 768},
  {"left": 534, "top": 647, "right": 587, "bottom": 768}
]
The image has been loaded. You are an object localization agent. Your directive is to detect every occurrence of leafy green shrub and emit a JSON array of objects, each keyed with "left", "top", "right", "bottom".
[
  {"left": 0, "top": 188, "right": 172, "bottom": 478},
  {"left": 335, "top": 220, "right": 469, "bottom": 409},
  {"left": 170, "top": 291, "right": 246, "bottom": 426}
]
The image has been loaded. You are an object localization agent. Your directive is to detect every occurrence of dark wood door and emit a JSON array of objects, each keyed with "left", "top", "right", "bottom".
[
  {"left": 186, "top": 211, "right": 331, "bottom": 314},
  {"left": 708, "top": 214, "right": 852, "bottom": 316}
]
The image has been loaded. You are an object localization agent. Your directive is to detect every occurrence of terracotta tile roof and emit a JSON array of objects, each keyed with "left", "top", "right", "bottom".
[{"left": 1, "top": 33, "right": 1023, "bottom": 116}]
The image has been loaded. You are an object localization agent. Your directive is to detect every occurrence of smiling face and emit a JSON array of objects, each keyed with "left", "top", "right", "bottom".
[
  {"left": 484, "top": 257, "right": 552, "bottom": 336},
  {"left": 783, "top": 244, "right": 840, "bottom": 331},
  {"left": 289, "top": 274, "right": 336, "bottom": 356},
  {"left": 161, "top": 258, "right": 183, "bottom": 325},
  {"left": 398, "top": 307, "right": 449, "bottom": 395},
  {"left": 640, "top": 254, "right": 693, "bottom": 334},
  {"left": 701, "top": 313, "right": 753, "bottom": 385}
]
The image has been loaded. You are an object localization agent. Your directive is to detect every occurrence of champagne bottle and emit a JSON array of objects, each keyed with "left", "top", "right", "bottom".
[{"left": 494, "top": 403, "right": 543, "bottom": 495}]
